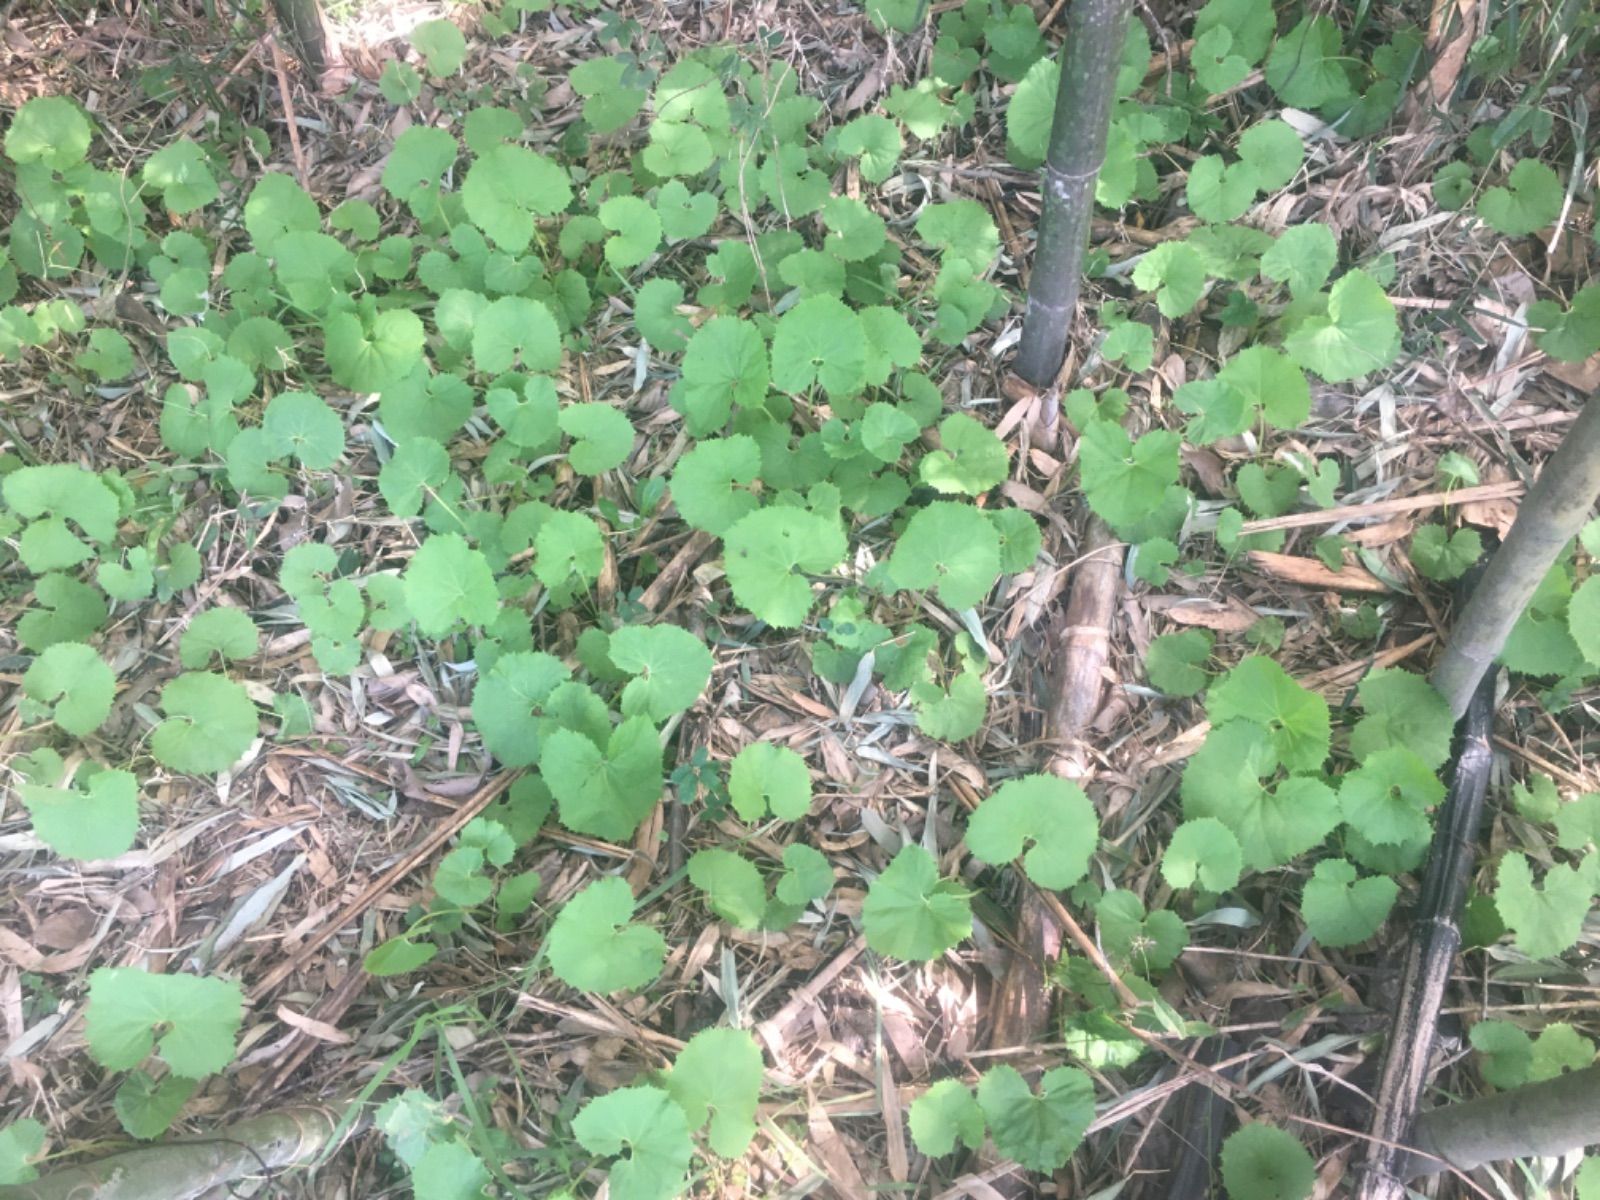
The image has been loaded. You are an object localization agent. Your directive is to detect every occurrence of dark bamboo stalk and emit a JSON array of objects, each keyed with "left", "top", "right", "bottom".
[
  {"left": 1357, "top": 628, "right": 1498, "bottom": 1200},
  {"left": 1012, "top": 0, "right": 1134, "bottom": 387},
  {"left": 270, "top": 0, "right": 329, "bottom": 74},
  {"left": 1430, "top": 395, "right": 1600, "bottom": 716}
]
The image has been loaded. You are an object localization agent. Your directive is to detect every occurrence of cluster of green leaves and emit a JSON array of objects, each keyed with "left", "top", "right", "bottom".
[
  {"left": 1156, "top": 658, "right": 1445, "bottom": 946},
  {"left": 81, "top": 967, "right": 246, "bottom": 1140},
  {"left": 1494, "top": 536, "right": 1600, "bottom": 690},
  {"left": 4, "top": 0, "right": 1595, "bottom": 1190},
  {"left": 909, "top": 1066, "right": 1093, "bottom": 1172},
  {"left": 377, "top": 1025, "right": 764, "bottom": 1200}
]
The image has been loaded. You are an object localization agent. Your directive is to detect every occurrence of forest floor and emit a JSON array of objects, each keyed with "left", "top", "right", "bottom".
[{"left": 0, "top": 0, "right": 1597, "bottom": 1198}]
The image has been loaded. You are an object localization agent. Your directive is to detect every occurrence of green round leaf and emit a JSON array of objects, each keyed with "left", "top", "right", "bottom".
[
  {"left": 1411, "top": 524, "right": 1482, "bottom": 582},
  {"left": 533, "top": 509, "right": 606, "bottom": 601},
  {"left": 822, "top": 196, "right": 888, "bottom": 262},
  {"left": 663, "top": 1028, "right": 763, "bottom": 1157},
  {"left": 670, "top": 435, "right": 760, "bottom": 534},
  {"left": 1207, "top": 656, "right": 1330, "bottom": 773},
  {"left": 774, "top": 843, "right": 833, "bottom": 907},
  {"left": 547, "top": 876, "right": 666, "bottom": 992},
  {"left": 1181, "top": 721, "right": 1340, "bottom": 870},
  {"left": 598, "top": 195, "right": 662, "bottom": 269},
  {"left": 909, "top": 1079, "right": 985, "bottom": 1157},
  {"left": 559, "top": 402, "right": 634, "bottom": 474},
  {"left": 1264, "top": 15, "right": 1350, "bottom": 107},
  {"left": 862, "top": 845, "right": 973, "bottom": 961},
  {"left": 410, "top": 17, "right": 467, "bottom": 75},
  {"left": 22, "top": 641, "right": 115, "bottom": 734},
  {"left": 570, "top": 56, "right": 647, "bottom": 134},
  {"left": 634, "top": 277, "right": 693, "bottom": 353},
  {"left": 1261, "top": 224, "right": 1337, "bottom": 299},
  {"left": 541, "top": 717, "right": 663, "bottom": 842},
  {"left": 85, "top": 967, "right": 244, "bottom": 1077},
  {"left": 609, "top": 624, "right": 712, "bottom": 723},
  {"left": 1569, "top": 576, "right": 1600, "bottom": 667},
  {"left": 1131, "top": 241, "right": 1207, "bottom": 318},
  {"left": 1078, "top": 422, "right": 1182, "bottom": 538},
  {"left": 1096, "top": 889, "right": 1188, "bottom": 974},
  {"left": 770, "top": 295, "right": 867, "bottom": 397},
  {"left": 1161, "top": 817, "right": 1242, "bottom": 892},
  {"left": 403, "top": 533, "right": 500, "bottom": 637},
  {"left": 966, "top": 774, "right": 1098, "bottom": 889},
  {"left": 115, "top": 1070, "right": 197, "bottom": 1140},
  {"left": 472, "top": 296, "right": 561, "bottom": 374},
  {"left": 837, "top": 114, "right": 903, "bottom": 183},
  {"left": 379, "top": 436, "right": 452, "bottom": 519},
  {"left": 1218, "top": 345, "right": 1311, "bottom": 431},
  {"left": 243, "top": 173, "right": 319, "bottom": 255},
  {"left": 1469, "top": 1019, "right": 1533, "bottom": 1089},
  {"left": 21, "top": 769, "right": 139, "bottom": 860},
  {"left": 722, "top": 507, "right": 846, "bottom": 628},
  {"left": 887, "top": 501, "right": 1002, "bottom": 611},
  {"left": 1530, "top": 1023, "right": 1595, "bottom": 1082},
  {"left": 909, "top": 669, "right": 987, "bottom": 740},
  {"left": 1186, "top": 155, "right": 1256, "bottom": 223},
  {"left": 142, "top": 139, "right": 218, "bottom": 213},
  {"left": 1284, "top": 269, "right": 1400, "bottom": 383},
  {"left": 1495, "top": 852, "right": 1593, "bottom": 960},
  {"left": 472, "top": 650, "right": 571, "bottom": 767},
  {"left": 261, "top": 391, "right": 345, "bottom": 469},
  {"left": 462, "top": 145, "right": 572, "bottom": 252},
  {"left": 1477, "top": 159, "right": 1563, "bottom": 237},
  {"left": 1337, "top": 747, "right": 1444, "bottom": 847},
  {"left": 1301, "top": 857, "right": 1398, "bottom": 946},
  {"left": 728, "top": 742, "right": 812, "bottom": 821},
  {"left": 687, "top": 848, "right": 767, "bottom": 929},
  {"left": 179, "top": 608, "right": 260, "bottom": 670},
  {"left": 1221, "top": 1124, "right": 1316, "bottom": 1200},
  {"left": 1145, "top": 630, "right": 1213, "bottom": 697},
  {"left": 655, "top": 180, "right": 717, "bottom": 242},
  {"left": 1349, "top": 667, "right": 1453, "bottom": 768},
  {"left": 6, "top": 96, "right": 93, "bottom": 170},
  {"left": 919, "top": 413, "right": 1007, "bottom": 496},
  {"left": 1006, "top": 57, "right": 1057, "bottom": 168},
  {"left": 152, "top": 672, "right": 258, "bottom": 775},
  {"left": 0, "top": 1118, "right": 45, "bottom": 1185},
  {"left": 976, "top": 1065, "right": 1094, "bottom": 1173},
  {"left": 364, "top": 936, "right": 438, "bottom": 976},
  {"left": 1237, "top": 118, "right": 1304, "bottom": 192},
  {"left": 572, "top": 1085, "right": 692, "bottom": 1200},
  {"left": 672, "top": 317, "right": 769, "bottom": 436},
  {"left": 411, "top": 1142, "right": 490, "bottom": 1200},
  {"left": 381, "top": 126, "right": 459, "bottom": 217},
  {"left": 325, "top": 309, "right": 425, "bottom": 393}
]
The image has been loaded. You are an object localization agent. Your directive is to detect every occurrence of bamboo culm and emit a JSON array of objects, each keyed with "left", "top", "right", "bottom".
[
  {"left": 1400, "top": 1062, "right": 1600, "bottom": 1180},
  {"left": 1430, "top": 395, "right": 1600, "bottom": 716},
  {"left": 1012, "top": 0, "right": 1134, "bottom": 387}
]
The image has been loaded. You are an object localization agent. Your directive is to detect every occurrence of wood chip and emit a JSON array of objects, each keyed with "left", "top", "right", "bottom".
[
  {"left": 275, "top": 1004, "right": 353, "bottom": 1044},
  {"left": 806, "top": 1103, "right": 873, "bottom": 1200},
  {"left": 1246, "top": 551, "right": 1391, "bottom": 593},
  {"left": 1148, "top": 595, "right": 1260, "bottom": 632}
]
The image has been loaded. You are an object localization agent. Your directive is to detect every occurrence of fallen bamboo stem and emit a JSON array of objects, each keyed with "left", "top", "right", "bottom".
[
  {"left": 1399, "top": 1062, "right": 1600, "bottom": 1180},
  {"left": 1237, "top": 480, "right": 1525, "bottom": 535},
  {"left": 1357, "top": 595, "right": 1498, "bottom": 1200},
  {"left": 1431, "top": 394, "right": 1600, "bottom": 716},
  {"left": 0, "top": 1103, "right": 348, "bottom": 1200}
]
